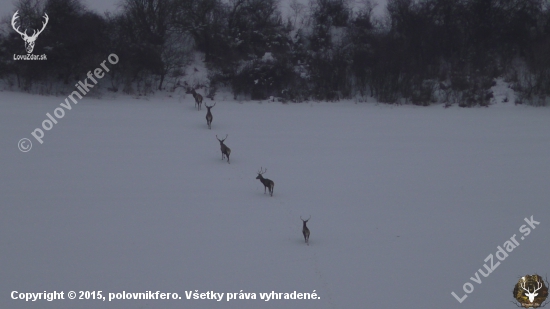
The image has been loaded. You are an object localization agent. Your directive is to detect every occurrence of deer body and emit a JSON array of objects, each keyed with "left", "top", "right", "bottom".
[
  {"left": 187, "top": 88, "right": 203, "bottom": 110},
  {"left": 256, "top": 167, "right": 274, "bottom": 196},
  {"left": 216, "top": 134, "right": 231, "bottom": 163},
  {"left": 301, "top": 216, "right": 310, "bottom": 245},
  {"left": 205, "top": 103, "right": 215, "bottom": 129}
]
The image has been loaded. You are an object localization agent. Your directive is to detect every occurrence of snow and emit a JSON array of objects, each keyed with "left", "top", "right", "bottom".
[
  {"left": 261, "top": 52, "right": 275, "bottom": 62},
  {"left": 1, "top": 89, "right": 550, "bottom": 309}
]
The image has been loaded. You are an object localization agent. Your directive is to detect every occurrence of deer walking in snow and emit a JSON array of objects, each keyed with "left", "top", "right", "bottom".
[
  {"left": 256, "top": 167, "right": 274, "bottom": 196},
  {"left": 216, "top": 134, "right": 231, "bottom": 163},
  {"left": 301, "top": 216, "right": 310, "bottom": 245},
  {"left": 205, "top": 102, "right": 215, "bottom": 129},
  {"left": 187, "top": 87, "right": 203, "bottom": 110}
]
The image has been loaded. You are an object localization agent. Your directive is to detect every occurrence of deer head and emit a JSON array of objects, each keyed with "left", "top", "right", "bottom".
[
  {"left": 12, "top": 11, "right": 49, "bottom": 54},
  {"left": 256, "top": 167, "right": 267, "bottom": 180},
  {"left": 205, "top": 102, "right": 216, "bottom": 110},
  {"left": 216, "top": 134, "right": 227, "bottom": 145},
  {"left": 521, "top": 277, "right": 543, "bottom": 303}
]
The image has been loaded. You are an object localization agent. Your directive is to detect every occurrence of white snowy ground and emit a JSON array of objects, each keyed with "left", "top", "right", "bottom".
[{"left": 1, "top": 87, "right": 550, "bottom": 309}]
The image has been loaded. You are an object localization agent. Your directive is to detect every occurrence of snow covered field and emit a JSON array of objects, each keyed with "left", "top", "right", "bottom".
[{"left": 2, "top": 89, "right": 550, "bottom": 309}]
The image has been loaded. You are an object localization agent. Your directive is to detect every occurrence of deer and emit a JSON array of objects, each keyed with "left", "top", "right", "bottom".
[
  {"left": 256, "top": 167, "right": 274, "bottom": 196},
  {"left": 520, "top": 277, "right": 543, "bottom": 303},
  {"left": 12, "top": 11, "right": 49, "bottom": 54},
  {"left": 186, "top": 87, "right": 203, "bottom": 110},
  {"left": 205, "top": 102, "right": 216, "bottom": 129},
  {"left": 216, "top": 134, "right": 231, "bottom": 163},
  {"left": 301, "top": 216, "right": 310, "bottom": 245}
]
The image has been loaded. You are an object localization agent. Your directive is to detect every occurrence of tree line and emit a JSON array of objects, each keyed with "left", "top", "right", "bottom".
[{"left": 1, "top": 0, "right": 550, "bottom": 106}]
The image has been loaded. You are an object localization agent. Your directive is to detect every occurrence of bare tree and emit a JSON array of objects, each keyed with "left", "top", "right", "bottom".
[
  {"left": 289, "top": 0, "right": 306, "bottom": 29},
  {"left": 121, "top": 0, "right": 175, "bottom": 90}
]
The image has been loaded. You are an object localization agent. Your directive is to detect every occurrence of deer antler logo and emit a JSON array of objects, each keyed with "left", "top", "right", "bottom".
[
  {"left": 11, "top": 10, "right": 49, "bottom": 54},
  {"left": 521, "top": 277, "right": 543, "bottom": 303},
  {"left": 513, "top": 274, "right": 549, "bottom": 308}
]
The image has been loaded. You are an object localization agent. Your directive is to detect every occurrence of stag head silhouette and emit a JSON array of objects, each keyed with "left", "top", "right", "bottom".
[{"left": 11, "top": 11, "right": 49, "bottom": 54}]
